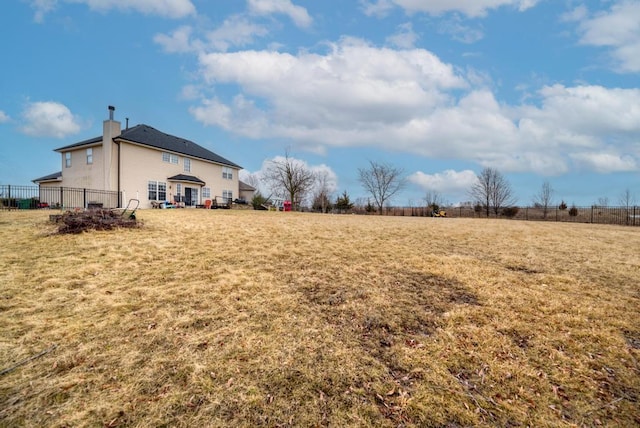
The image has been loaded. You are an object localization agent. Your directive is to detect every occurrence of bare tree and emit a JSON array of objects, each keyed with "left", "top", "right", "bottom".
[
  {"left": 264, "top": 150, "right": 316, "bottom": 211},
  {"left": 469, "top": 167, "right": 516, "bottom": 217},
  {"left": 533, "top": 180, "right": 554, "bottom": 219},
  {"left": 618, "top": 188, "right": 636, "bottom": 209},
  {"left": 619, "top": 188, "right": 636, "bottom": 225},
  {"left": 424, "top": 190, "right": 444, "bottom": 210},
  {"left": 311, "top": 170, "right": 333, "bottom": 213},
  {"left": 595, "top": 196, "right": 609, "bottom": 208},
  {"left": 358, "top": 161, "right": 406, "bottom": 215},
  {"left": 243, "top": 173, "right": 261, "bottom": 190}
]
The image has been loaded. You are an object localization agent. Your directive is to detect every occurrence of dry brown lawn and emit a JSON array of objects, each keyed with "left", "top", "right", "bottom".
[{"left": 1, "top": 209, "right": 638, "bottom": 427}]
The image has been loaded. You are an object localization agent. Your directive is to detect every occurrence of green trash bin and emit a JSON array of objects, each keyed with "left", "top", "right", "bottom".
[{"left": 18, "top": 199, "right": 32, "bottom": 209}]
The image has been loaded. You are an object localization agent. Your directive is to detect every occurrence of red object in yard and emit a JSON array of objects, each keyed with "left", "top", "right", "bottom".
[{"left": 283, "top": 201, "right": 292, "bottom": 211}]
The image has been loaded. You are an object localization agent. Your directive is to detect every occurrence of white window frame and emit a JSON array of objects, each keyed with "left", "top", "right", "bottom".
[
  {"left": 162, "top": 152, "right": 179, "bottom": 164},
  {"left": 148, "top": 181, "right": 157, "bottom": 201},
  {"left": 65, "top": 152, "right": 71, "bottom": 168},
  {"left": 222, "top": 167, "right": 233, "bottom": 180},
  {"left": 158, "top": 182, "right": 167, "bottom": 201},
  {"left": 184, "top": 158, "right": 191, "bottom": 172},
  {"left": 222, "top": 190, "right": 233, "bottom": 202},
  {"left": 86, "top": 148, "right": 93, "bottom": 165},
  {"left": 202, "top": 187, "right": 211, "bottom": 198},
  {"left": 176, "top": 183, "right": 182, "bottom": 202}
]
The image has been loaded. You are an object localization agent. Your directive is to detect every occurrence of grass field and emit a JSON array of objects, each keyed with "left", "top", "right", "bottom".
[{"left": 1, "top": 210, "right": 638, "bottom": 427}]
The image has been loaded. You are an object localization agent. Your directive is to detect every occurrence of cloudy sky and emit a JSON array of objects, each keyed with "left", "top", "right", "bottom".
[{"left": 1, "top": 0, "right": 639, "bottom": 206}]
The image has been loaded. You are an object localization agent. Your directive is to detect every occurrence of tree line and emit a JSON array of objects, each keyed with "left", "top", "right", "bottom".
[{"left": 248, "top": 151, "right": 637, "bottom": 215}]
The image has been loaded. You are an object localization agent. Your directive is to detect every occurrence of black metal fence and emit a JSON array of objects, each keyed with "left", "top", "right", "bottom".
[
  {"left": 357, "top": 205, "right": 640, "bottom": 227},
  {"left": 0, "top": 185, "right": 121, "bottom": 210}
]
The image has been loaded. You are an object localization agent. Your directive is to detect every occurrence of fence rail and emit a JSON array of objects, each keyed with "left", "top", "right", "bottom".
[
  {"left": 351, "top": 205, "right": 640, "bottom": 227},
  {"left": 0, "top": 185, "right": 121, "bottom": 210}
]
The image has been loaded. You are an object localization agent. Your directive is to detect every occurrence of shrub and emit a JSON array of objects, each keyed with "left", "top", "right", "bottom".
[
  {"left": 569, "top": 205, "right": 578, "bottom": 217},
  {"left": 502, "top": 206, "right": 519, "bottom": 218},
  {"left": 0, "top": 198, "right": 17, "bottom": 208},
  {"left": 251, "top": 192, "right": 269, "bottom": 210},
  {"left": 558, "top": 200, "right": 567, "bottom": 210},
  {"left": 365, "top": 201, "right": 376, "bottom": 213},
  {"left": 334, "top": 190, "right": 354, "bottom": 211}
]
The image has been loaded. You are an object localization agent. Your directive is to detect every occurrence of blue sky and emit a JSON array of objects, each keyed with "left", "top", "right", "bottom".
[{"left": 1, "top": 0, "right": 639, "bottom": 206}]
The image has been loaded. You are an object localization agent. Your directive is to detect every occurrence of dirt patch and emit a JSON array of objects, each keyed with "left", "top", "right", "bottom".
[
  {"left": 505, "top": 264, "right": 542, "bottom": 274},
  {"left": 623, "top": 330, "right": 640, "bottom": 350},
  {"left": 293, "top": 268, "right": 479, "bottom": 425}
]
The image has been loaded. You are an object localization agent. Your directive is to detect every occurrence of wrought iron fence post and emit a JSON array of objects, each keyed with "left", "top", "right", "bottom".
[{"left": 60, "top": 187, "right": 64, "bottom": 209}]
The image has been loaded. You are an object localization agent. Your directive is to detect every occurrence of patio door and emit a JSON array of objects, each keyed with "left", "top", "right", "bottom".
[{"left": 184, "top": 187, "right": 199, "bottom": 206}]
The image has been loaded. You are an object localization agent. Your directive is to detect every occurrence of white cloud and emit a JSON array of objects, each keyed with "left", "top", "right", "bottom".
[
  {"left": 560, "top": 5, "right": 588, "bottom": 23},
  {"left": 180, "top": 84, "right": 201, "bottom": 101},
  {"left": 438, "top": 17, "right": 484, "bottom": 44},
  {"left": 187, "top": 36, "right": 639, "bottom": 176},
  {"left": 409, "top": 169, "right": 478, "bottom": 194},
  {"left": 30, "top": 0, "right": 196, "bottom": 21},
  {"left": 0, "top": 111, "right": 9, "bottom": 123},
  {"left": 30, "top": 0, "right": 57, "bottom": 23},
  {"left": 154, "top": 26, "right": 201, "bottom": 53},
  {"left": 361, "top": 0, "right": 395, "bottom": 17},
  {"left": 570, "top": 152, "right": 637, "bottom": 173},
  {"left": 155, "top": 16, "right": 269, "bottom": 54},
  {"left": 195, "top": 37, "right": 465, "bottom": 116},
  {"left": 386, "top": 22, "right": 419, "bottom": 49},
  {"left": 247, "top": 0, "right": 312, "bottom": 28},
  {"left": 364, "top": 0, "right": 539, "bottom": 18},
  {"left": 206, "top": 15, "right": 269, "bottom": 51},
  {"left": 572, "top": 1, "right": 640, "bottom": 73},
  {"left": 522, "top": 84, "right": 640, "bottom": 137},
  {"left": 20, "top": 101, "right": 82, "bottom": 138}
]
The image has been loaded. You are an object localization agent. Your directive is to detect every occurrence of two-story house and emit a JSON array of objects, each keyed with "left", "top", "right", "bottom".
[{"left": 33, "top": 106, "right": 246, "bottom": 208}]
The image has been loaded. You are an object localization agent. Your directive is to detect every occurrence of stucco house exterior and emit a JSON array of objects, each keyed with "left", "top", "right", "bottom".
[{"left": 33, "top": 106, "right": 245, "bottom": 208}]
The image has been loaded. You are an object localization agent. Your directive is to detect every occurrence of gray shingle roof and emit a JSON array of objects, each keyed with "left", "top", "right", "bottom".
[
  {"left": 167, "top": 174, "right": 206, "bottom": 185},
  {"left": 32, "top": 171, "right": 62, "bottom": 183},
  {"left": 55, "top": 124, "right": 241, "bottom": 169},
  {"left": 54, "top": 136, "right": 102, "bottom": 151},
  {"left": 239, "top": 180, "right": 256, "bottom": 191}
]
